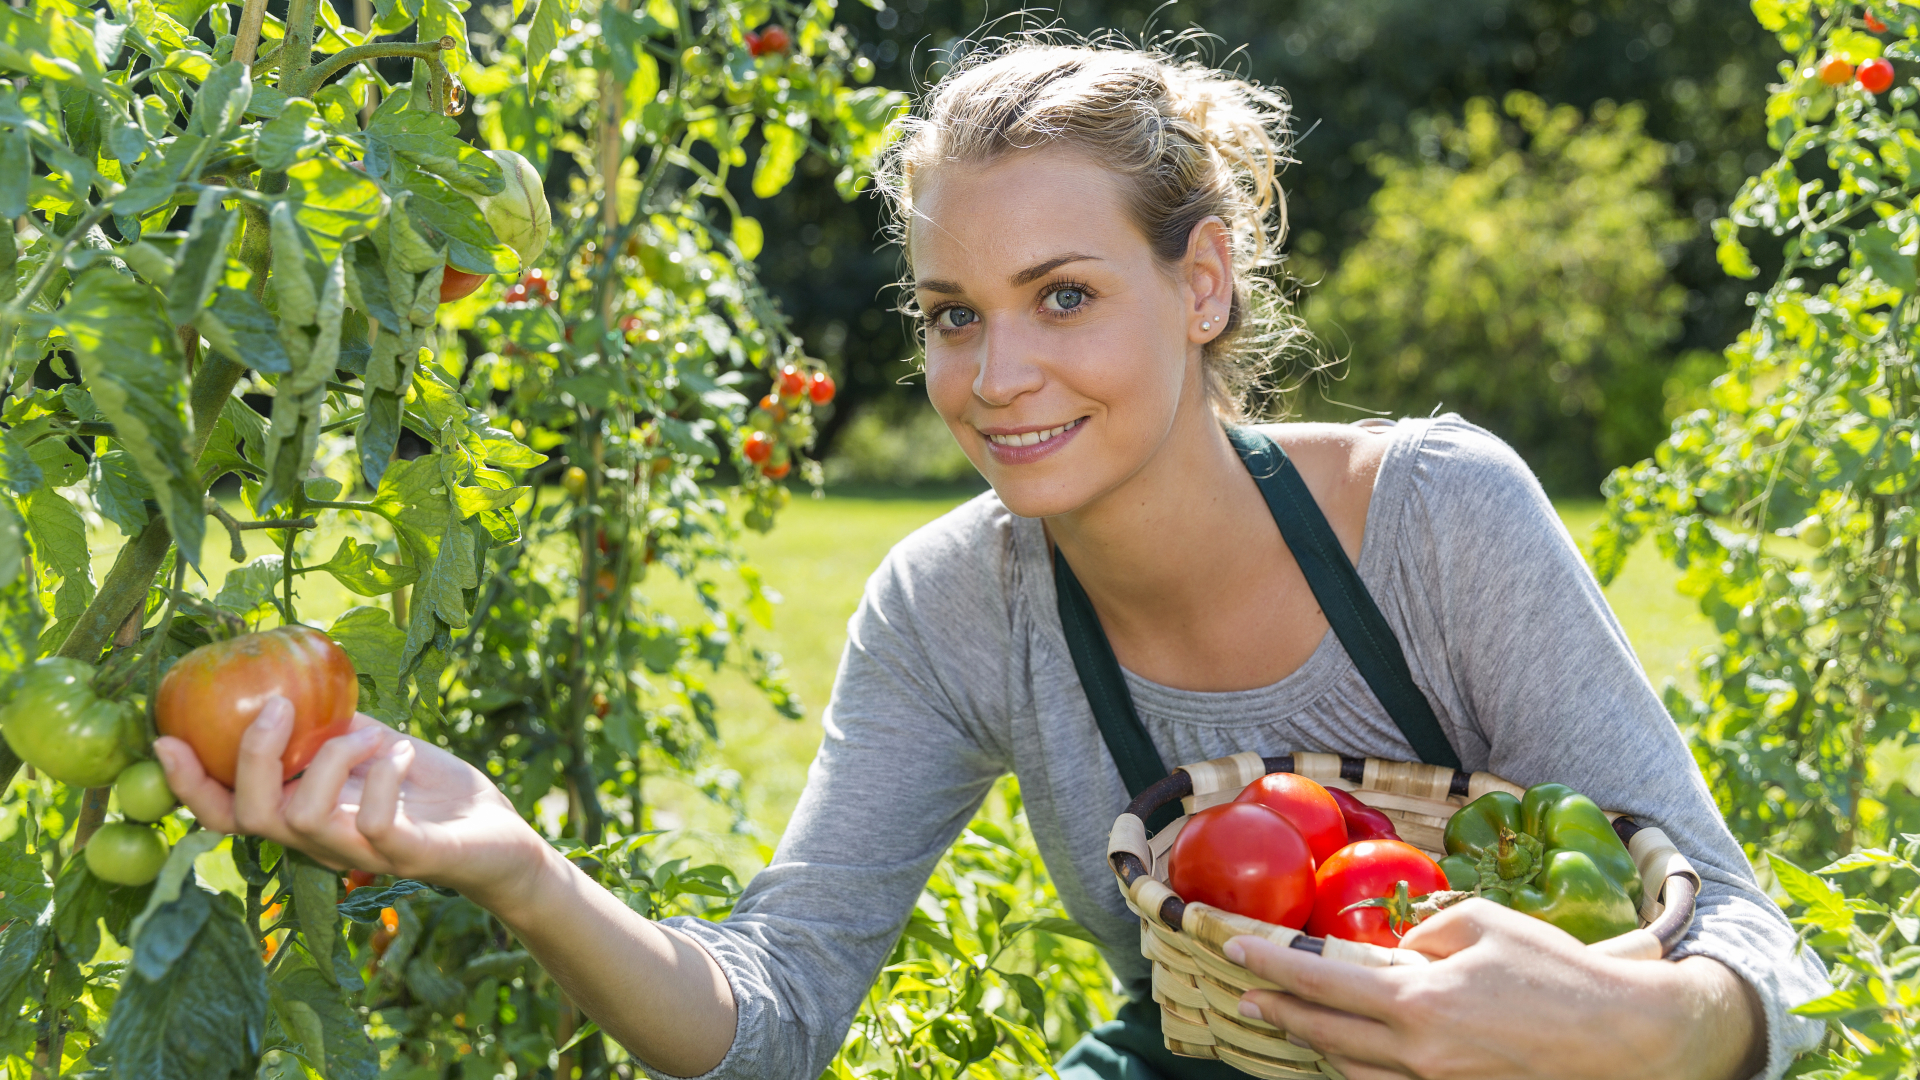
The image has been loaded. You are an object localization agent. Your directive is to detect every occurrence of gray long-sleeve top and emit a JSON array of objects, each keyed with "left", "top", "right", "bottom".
[{"left": 642, "top": 416, "right": 1828, "bottom": 1080}]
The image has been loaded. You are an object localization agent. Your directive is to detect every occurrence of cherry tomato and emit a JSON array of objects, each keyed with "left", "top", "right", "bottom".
[
  {"left": 346, "top": 869, "right": 377, "bottom": 893},
  {"left": 596, "top": 568, "right": 618, "bottom": 596},
  {"left": 440, "top": 267, "right": 488, "bottom": 302},
  {"left": 1166, "top": 802, "right": 1316, "bottom": 928},
  {"left": 154, "top": 626, "right": 359, "bottom": 788},
  {"left": 1860, "top": 57, "right": 1896, "bottom": 93},
  {"left": 1326, "top": 786, "right": 1402, "bottom": 843},
  {"left": 0, "top": 658, "right": 143, "bottom": 787},
  {"left": 1867, "top": 12, "right": 1888, "bottom": 33},
  {"left": 761, "top": 459, "right": 792, "bottom": 480},
  {"left": 743, "top": 29, "right": 761, "bottom": 52},
  {"left": 750, "top": 25, "right": 790, "bottom": 56},
  {"left": 808, "top": 371, "right": 836, "bottom": 405},
  {"left": 562, "top": 465, "right": 588, "bottom": 497},
  {"left": 85, "top": 822, "right": 170, "bottom": 886},
  {"left": 778, "top": 364, "right": 807, "bottom": 398},
  {"left": 758, "top": 394, "right": 788, "bottom": 422},
  {"left": 1818, "top": 55, "right": 1856, "bottom": 85},
  {"left": 1233, "top": 773, "right": 1347, "bottom": 866},
  {"left": 743, "top": 431, "right": 774, "bottom": 464},
  {"left": 504, "top": 284, "right": 529, "bottom": 303},
  {"left": 592, "top": 692, "right": 611, "bottom": 718},
  {"left": 114, "top": 761, "right": 177, "bottom": 823},
  {"left": 619, "top": 315, "right": 644, "bottom": 335},
  {"left": 1305, "top": 839, "right": 1448, "bottom": 948}
]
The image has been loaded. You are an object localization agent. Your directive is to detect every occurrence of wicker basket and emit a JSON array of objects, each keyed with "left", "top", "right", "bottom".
[{"left": 1106, "top": 751, "right": 1701, "bottom": 1080}]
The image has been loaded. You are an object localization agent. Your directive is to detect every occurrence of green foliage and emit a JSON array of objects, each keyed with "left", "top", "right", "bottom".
[
  {"left": 825, "top": 781, "right": 1119, "bottom": 1080},
  {"left": 1302, "top": 91, "right": 1698, "bottom": 491},
  {"left": 0, "top": 0, "right": 910, "bottom": 1073},
  {"left": 1593, "top": 1, "right": 1920, "bottom": 1072}
]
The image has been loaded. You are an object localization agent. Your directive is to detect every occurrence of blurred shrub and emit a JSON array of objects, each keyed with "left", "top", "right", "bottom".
[
  {"left": 824, "top": 400, "right": 981, "bottom": 487},
  {"left": 1302, "top": 92, "right": 1699, "bottom": 492}
]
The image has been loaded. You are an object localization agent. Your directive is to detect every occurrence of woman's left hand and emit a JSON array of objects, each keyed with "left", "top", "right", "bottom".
[{"left": 1226, "top": 899, "right": 1764, "bottom": 1080}]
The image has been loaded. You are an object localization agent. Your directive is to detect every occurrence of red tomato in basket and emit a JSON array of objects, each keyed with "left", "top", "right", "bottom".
[
  {"left": 1233, "top": 773, "right": 1347, "bottom": 866},
  {"left": 1166, "top": 803, "right": 1315, "bottom": 929},
  {"left": 1305, "top": 840, "right": 1448, "bottom": 948}
]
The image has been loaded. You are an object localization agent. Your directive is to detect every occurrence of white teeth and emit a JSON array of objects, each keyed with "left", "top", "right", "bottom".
[{"left": 986, "top": 419, "right": 1081, "bottom": 447}]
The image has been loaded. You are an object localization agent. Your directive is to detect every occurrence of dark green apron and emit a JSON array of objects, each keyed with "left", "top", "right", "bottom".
[{"left": 1051, "top": 426, "right": 1459, "bottom": 1079}]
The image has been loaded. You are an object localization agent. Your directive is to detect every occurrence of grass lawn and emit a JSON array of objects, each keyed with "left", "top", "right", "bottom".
[{"left": 643, "top": 490, "right": 1720, "bottom": 868}]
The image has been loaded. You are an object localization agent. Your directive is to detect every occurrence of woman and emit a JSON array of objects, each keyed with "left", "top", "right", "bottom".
[{"left": 156, "top": 41, "right": 1825, "bottom": 1080}]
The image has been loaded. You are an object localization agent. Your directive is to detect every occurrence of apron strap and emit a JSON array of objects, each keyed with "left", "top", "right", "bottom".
[
  {"left": 1226, "top": 426, "right": 1461, "bottom": 771},
  {"left": 1055, "top": 426, "right": 1461, "bottom": 828}
]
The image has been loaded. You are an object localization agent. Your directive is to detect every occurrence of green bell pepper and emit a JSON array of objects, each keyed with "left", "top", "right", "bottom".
[{"left": 1437, "top": 784, "right": 1641, "bottom": 945}]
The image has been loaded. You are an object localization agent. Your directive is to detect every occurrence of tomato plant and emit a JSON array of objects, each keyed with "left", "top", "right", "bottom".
[
  {"left": 0, "top": 658, "right": 143, "bottom": 786},
  {"left": 0, "top": 0, "right": 903, "bottom": 1066},
  {"left": 84, "top": 821, "right": 169, "bottom": 886},
  {"left": 1166, "top": 802, "right": 1316, "bottom": 928},
  {"left": 155, "top": 626, "right": 359, "bottom": 787},
  {"left": 1233, "top": 772, "right": 1347, "bottom": 865}
]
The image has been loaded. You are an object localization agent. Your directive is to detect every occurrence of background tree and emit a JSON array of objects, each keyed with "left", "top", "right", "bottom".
[{"left": 1301, "top": 92, "right": 1701, "bottom": 491}]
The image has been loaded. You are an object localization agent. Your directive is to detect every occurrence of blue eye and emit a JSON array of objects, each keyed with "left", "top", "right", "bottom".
[
  {"left": 1045, "top": 287, "right": 1085, "bottom": 312},
  {"left": 936, "top": 307, "right": 977, "bottom": 330}
]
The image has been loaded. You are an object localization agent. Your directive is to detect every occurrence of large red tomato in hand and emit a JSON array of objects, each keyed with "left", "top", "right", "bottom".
[
  {"left": 1305, "top": 840, "right": 1448, "bottom": 948},
  {"left": 155, "top": 626, "right": 359, "bottom": 787},
  {"left": 1166, "top": 802, "right": 1315, "bottom": 928},
  {"left": 1234, "top": 773, "right": 1347, "bottom": 865}
]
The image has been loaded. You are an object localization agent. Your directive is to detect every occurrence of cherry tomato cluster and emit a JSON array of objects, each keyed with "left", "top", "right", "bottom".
[
  {"left": 742, "top": 363, "right": 835, "bottom": 480},
  {"left": 1817, "top": 53, "right": 1896, "bottom": 94},
  {"left": 1165, "top": 771, "right": 1449, "bottom": 947},
  {"left": 504, "top": 268, "right": 557, "bottom": 305},
  {"left": 745, "top": 25, "right": 790, "bottom": 57}
]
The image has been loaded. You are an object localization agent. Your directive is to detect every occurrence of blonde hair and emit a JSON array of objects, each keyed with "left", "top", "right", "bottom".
[{"left": 878, "top": 38, "right": 1302, "bottom": 418}]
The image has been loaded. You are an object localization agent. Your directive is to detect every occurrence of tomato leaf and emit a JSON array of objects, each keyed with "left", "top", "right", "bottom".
[
  {"left": 90, "top": 449, "right": 155, "bottom": 536},
  {"left": 62, "top": 268, "right": 205, "bottom": 570},
  {"left": 167, "top": 187, "right": 238, "bottom": 325},
  {"left": 372, "top": 455, "right": 480, "bottom": 668},
  {"left": 1769, "top": 852, "right": 1855, "bottom": 934},
  {"left": 0, "top": 827, "right": 50, "bottom": 927},
  {"left": 328, "top": 606, "right": 409, "bottom": 721},
  {"left": 0, "top": 506, "right": 41, "bottom": 677},
  {"left": 0, "top": 915, "right": 49, "bottom": 1043},
  {"left": 194, "top": 59, "right": 250, "bottom": 137},
  {"left": 284, "top": 157, "right": 385, "bottom": 265},
  {"left": 255, "top": 97, "right": 325, "bottom": 172},
  {"left": 311, "top": 538, "right": 420, "bottom": 598},
  {"left": 335, "top": 878, "right": 447, "bottom": 923},
  {"left": 290, "top": 857, "right": 339, "bottom": 986},
  {"left": 1026, "top": 916, "right": 1101, "bottom": 945},
  {"left": 106, "top": 889, "right": 269, "bottom": 1080},
  {"left": 360, "top": 106, "right": 502, "bottom": 196},
  {"left": 270, "top": 964, "right": 379, "bottom": 1080},
  {"left": 199, "top": 285, "right": 293, "bottom": 375}
]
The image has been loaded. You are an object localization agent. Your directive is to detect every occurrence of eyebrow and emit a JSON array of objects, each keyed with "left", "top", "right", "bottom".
[{"left": 913, "top": 253, "right": 1104, "bottom": 296}]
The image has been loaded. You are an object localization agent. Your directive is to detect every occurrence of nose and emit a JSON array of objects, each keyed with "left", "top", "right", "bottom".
[{"left": 972, "top": 319, "right": 1046, "bottom": 407}]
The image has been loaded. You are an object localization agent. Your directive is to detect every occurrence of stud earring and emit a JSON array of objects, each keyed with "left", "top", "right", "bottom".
[{"left": 1200, "top": 320, "right": 1213, "bottom": 331}]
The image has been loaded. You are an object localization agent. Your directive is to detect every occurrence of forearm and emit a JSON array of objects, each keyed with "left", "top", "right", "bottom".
[
  {"left": 1658, "top": 956, "right": 1766, "bottom": 1080},
  {"left": 479, "top": 843, "right": 738, "bottom": 1077}
]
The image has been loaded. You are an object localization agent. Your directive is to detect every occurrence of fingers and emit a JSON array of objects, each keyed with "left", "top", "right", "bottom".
[
  {"left": 1240, "top": 989, "right": 1404, "bottom": 1071},
  {"left": 356, "top": 739, "right": 416, "bottom": 852},
  {"left": 281, "top": 724, "right": 388, "bottom": 836},
  {"left": 230, "top": 696, "right": 295, "bottom": 835},
  {"left": 154, "top": 736, "right": 237, "bottom": 833},
  {"left": 1396, "top": 897, "right": 1574, "bottom": 961},
  {"left": 1225, "top": 936, "right": 1399, "bottom": 1019}
]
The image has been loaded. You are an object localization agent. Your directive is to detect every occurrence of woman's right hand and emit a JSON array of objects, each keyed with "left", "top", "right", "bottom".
[{"left": 155, "top": 695, "right": 556, "bottom": 917}]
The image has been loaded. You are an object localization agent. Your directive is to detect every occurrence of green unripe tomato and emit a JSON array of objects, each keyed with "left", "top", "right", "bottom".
[
  {"left": 1772, "top": 601, "right": 1807, "bottom": 632},
  {"left": 85, "top": 822, "right": 169, "bottom": 886},
  {"left": 851, "top": 56, "right": 875, "bottom": 82},
  {"left": 1800, "top": 520, "right": 1832, "bottom": 550},
  {"left": 1872, "top": 658, "right": 1910, "bottom": 687},
  {"left": 114, "top": 761, "right": 176, "bottom": 823},
  {"left": 0, "top": 658, "right": 144, "bottom": 787},
  {"left": 1736, "top": 605, "right": 1763, "bottom": 635},
  {"left": 1833, "top": 608, "right": 1873, "bottom": 635},
  {"left": 1763, "top": 569, "right": 1791, "bottom": 597},
  {"left": 473, "top": 149, "right": 552, "bottom": 271}
]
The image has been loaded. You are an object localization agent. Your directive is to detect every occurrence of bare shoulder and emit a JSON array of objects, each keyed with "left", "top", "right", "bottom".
[{"left": 1258, "top": 421, "right": 1393, "bottom": 560}]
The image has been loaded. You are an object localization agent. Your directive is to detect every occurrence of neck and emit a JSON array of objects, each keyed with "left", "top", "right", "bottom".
[{"left": 1045, "top": 410, "right": 1276, "bottom": 634}]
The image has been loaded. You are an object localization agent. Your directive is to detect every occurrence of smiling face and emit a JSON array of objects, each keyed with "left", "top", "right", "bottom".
[{"left": 910, "top": 149, "right": 1230, "bottom": 519}]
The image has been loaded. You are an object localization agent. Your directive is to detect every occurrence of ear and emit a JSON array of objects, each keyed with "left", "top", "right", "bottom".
[{"left": 1183, "top": 216, "right": 1234, "bottom": 343}]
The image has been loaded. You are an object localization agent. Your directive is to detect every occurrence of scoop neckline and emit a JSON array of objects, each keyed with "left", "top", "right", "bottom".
[{"left": 1024, "top": 418, "right": 1423, "bottom": 711}]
